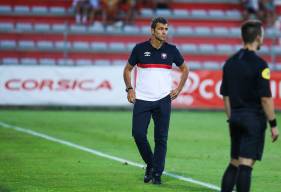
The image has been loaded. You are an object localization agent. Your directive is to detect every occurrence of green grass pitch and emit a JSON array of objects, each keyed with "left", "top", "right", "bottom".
[{"left": 0, "top": 110, "right": 280, "bottom": 192}]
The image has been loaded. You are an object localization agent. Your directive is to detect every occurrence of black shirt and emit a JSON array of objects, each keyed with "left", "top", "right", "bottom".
[{"left": 220, "top": 48, "right": 272, "bottom": 111}]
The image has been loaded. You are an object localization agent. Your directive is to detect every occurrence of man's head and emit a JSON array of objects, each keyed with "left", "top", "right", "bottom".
[
  {"left": 151, "top": 17, "right": 168, "bottom": 42},
  {"left": 241, "top": 20, "right": 264, "bottom": 50}
]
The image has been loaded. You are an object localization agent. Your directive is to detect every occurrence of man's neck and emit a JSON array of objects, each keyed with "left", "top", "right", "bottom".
[
  {"left": 150, "top": 37, "right": 164, "bottom": 49},
  {"left": 244, "top": 43, "right": 258, "bottom": 52}
]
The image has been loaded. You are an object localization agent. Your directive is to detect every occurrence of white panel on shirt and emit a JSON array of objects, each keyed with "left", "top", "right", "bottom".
[{"left": 135, "top": 67, "right": 172, "bottom": 101}]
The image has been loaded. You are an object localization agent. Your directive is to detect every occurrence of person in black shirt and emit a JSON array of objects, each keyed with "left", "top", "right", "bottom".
[{"left": 220, "top": 20, "right": 279, "bottom": 192}]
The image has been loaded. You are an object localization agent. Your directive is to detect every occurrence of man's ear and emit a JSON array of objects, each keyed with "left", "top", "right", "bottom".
[{"left": 151, "top": 28, "right": 154, "bottom": 35}]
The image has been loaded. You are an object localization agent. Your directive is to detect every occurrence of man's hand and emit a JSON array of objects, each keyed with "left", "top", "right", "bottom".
[
  {"left": 127, "top": 89, "right": 136, "bottom": 103},
  {"left": 271, "top": 127, "right": 279, "bottom": 142},
  {"left": 170, "top": 88, "right": 180, "bottom": 100}
]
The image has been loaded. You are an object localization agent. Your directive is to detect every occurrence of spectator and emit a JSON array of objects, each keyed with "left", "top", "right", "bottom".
[
  {"left": 154, "top": 0, "right": 171, "bottom": 9},
  {"left": 73, "top": 0, "right": 87, "bottom": 24},
  {"left": 101, "top": 0, "right": 119, "bottom": 25},
  {"left": 118, "top": 0, "right": 136, "bottom": 25},
  {"left": 241, "top": 0, "right": 260, "bottom": 21},
  {"left": 88, "top": 0, "right": 103, "bottom": 25},
  {"left": 73, "top": 0, "right": 102, "bottom": 25},
  {"left": 260, "top": 0, "right": 276, "bottom": 27}
]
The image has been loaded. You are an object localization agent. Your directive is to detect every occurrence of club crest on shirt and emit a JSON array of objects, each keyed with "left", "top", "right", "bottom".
[
  {"left": 161, "top": 53, "right": 167, "bottom": 59},
  {"left": 144, "top": 52, "right": 151, "bottom": 56}
]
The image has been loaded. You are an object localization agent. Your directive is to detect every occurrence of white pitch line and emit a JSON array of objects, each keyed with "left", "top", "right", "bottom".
[{"left": 0, "top": 121, "right": 220, "bottom": 191}]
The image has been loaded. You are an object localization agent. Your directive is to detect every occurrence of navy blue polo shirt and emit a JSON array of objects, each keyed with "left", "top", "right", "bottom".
[{"left": 128, "top": 40, "right": 184, "bottom": 101}]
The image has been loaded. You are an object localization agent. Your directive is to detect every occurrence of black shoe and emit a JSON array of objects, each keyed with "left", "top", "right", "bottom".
[
  {"left": 152, "top": 173, "right": 161, "bottom": 185},
  {"left": 144, "top": 166, "right": 153, "bottom": 183}
]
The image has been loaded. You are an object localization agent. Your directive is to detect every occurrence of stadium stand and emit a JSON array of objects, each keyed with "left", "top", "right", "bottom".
[{"left": 0, "top": 0, "right": 281, "bottom": 69}]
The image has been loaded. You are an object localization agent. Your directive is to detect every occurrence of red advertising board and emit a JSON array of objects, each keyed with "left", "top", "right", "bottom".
[{"left": 172, "top": 70, "right": 281, "bottom": 110}]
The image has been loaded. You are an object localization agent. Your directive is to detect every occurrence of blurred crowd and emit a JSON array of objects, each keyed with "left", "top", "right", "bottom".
[
  {"left": 241, "top": 0, "right": 276, "bottom": 27},
  {"left": 73, "top": 0, "right": 171, "bottom": 26}
]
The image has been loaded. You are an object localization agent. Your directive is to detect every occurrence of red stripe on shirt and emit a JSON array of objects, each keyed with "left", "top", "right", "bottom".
[{"left": 137, "top": 64, "right": 172, "bottom": 69}]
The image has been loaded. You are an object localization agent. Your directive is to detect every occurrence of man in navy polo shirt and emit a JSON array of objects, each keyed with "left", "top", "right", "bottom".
[{"left": 123, "top": 17, "right": 188, "bottom": 184}]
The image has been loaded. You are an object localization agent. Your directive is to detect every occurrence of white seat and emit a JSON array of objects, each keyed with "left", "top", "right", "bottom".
[
  {"left": 216, "top": 44, "right": 233, "bottom": 54},
  {"left": 0, "top": 40, "right": 16, "bottom": 49},
  {"left": 0, "top": 5, "right": 12, "bottom": 13},
  {"left": 88, "top": 21, "right": 104, "bottom": 33},
  {"left": 265, "top": 28, "right": 276, "bottom": 37},
  {"left": 191, "top": 9, "right": 207, "bottom": 18},
  {"left": 94, "top": 59, "right": 111, "bottom": 66},
  {"left": 208, "top": 10, "right": 225, "bottom": 18},
  {"left": 109, "top": 42, "right": 126, "bottom": 51},
  {"left": 0, "top": 22, "right": 14, "bottom": 31},
  {"left": 70, "top": 25, "right": 87, "bottom": 33},
  {"left": 58, "top": 59, "right": 74, "bottom": 66},
  {"left": 31, "top": 6, "right": 48, "bottom": 14},
  {"left": 91, "top": 42, "right": 107, "bottom": 51},
  {"left": 49, "top": 7, "right": 65, "bottom": 14},
  {"left": 188, "top": 61, "right": 202, "bottom": 70},
  {"left": 72, "top": 42, "right": 90, "bottom": 50},
  {"left": 204, "top": 61, "right": 221, "bottom": 70},
  {"left": 14, "top": 6, "right": 30, "bottom": 13},
  {"left": 198, "top": 44, "right": 216, "bottom": 53},
  {"left": 55, "top": 41, "right": 71, "bottom": 49},
  {"left": 274, "top": 63, "right": 281, "bottom": 71},
  {"left": 173, "top": 9, "right": 189, "bottom": 18},
  {"left": 37, "top": 41, "right": 53, "bottom": 49},
  {"left": 21, "top": 58, "right": 37, "bottom": 65},
  {"left": 123, "top": 25, "right": 139, "bottom": 34},
  {"left": 140, "top": 8, "right": 153, "bottom": 17},
  {"left": 52, "top": 24, "right": 67, "bottom": 32},
  {"left": 16, "top": 23, "right": 33, "bottom": 31},
  {"left": 108, "top": 42, "right": 126, "bottom": 52},
  {"left": 112, "top": 60, "right": 126, "bottom": 65},
  {"left": 229, "top": 27, "right": 240, "bottom": 36},
  {"left": 168, "top": 26, "right": 175, "bottom": 35},
  {"left": 39, "top": 58, "right": 56, "bottom": 65},
  {"left": 181, "top": 44, "right": 197, "bottom": 53},
  {"left": 258, "top": 45, "right": 270, "bottom": 54},
  {"left": 212, "top": 27, "right": 229, "bottom": 36},
  {"left": 155, "top": 9, "right": 172, "bottom": 17},
  {"left": 2, "top": 57, "right": 19, "bottom": 65},
  {"left": 106, "top": 25, "right": 122, "bottom": 33},
  {"left": 18, "top": 40, "right": 35, "bottom": 49},
  {"left": 225, "top": 10, "right": 241, "bottom": 19},
  {"left": 127, "top": 42, "right": 136, "bottom": 51},
  {"left": 272, "top": 46, "right": 281, "bottom": 54},
  {"left": 176, "top": 26, "right": 193, "bottom": 35},
  {"left": 194, "top": 27, "right": 211, "bottom": 35},
  {"left": 234, "top": 45, "right": 242, "bottom": 51},
  {"left": 140, "top": 25, "right": 150, "bottom": 35},
  {"left": 76, "top": 59, "right": 93, "bottom": 65},
  {"left": 34, "top": 24, "right": 50, "bottom": 32}
]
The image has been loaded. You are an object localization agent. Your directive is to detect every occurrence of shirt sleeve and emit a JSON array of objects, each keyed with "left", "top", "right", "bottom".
[
  {"left": 173, "top": 46, "right": 184, "bottom": 66},
  {"left": 128, "top": 45, "right": 139, "bottom": 66},
  {"left": 257, "top": 61, "right": 272, "bottom": 97},
  {"left": 220, "top": 65, "right": 228, "bottom": 96}
]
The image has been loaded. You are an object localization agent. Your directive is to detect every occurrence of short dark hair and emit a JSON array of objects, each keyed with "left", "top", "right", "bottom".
[
  {"left": 151, "top": 17, "right": 168, "bottom": 29},
  {"left": 241, "top": 20, "right": 262, "bottom": 44}
]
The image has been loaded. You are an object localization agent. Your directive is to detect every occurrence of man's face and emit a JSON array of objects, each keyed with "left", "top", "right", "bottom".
[{"left": 152, "top": 23, "right": 168, "bottom": 42}]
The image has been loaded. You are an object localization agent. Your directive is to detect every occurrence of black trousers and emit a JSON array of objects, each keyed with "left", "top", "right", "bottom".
[
  {"left": 132, "top": 95, "right": 171, "bottom": 175},
  {"left": 229, "top": 109, "right": 267, "bottom": 161}
]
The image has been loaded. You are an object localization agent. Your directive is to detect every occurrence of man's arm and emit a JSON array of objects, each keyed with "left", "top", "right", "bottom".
[
  {"left": 223, "top": 96, "right": 231, "bottom": 120},
  {"left": 123, "top": 63, "right": 136, "bottom": 103},
  {"left": 170, "top": 63, "right": 189, "bottom": 100},
  {"left": 261, "top": 97, "right": 279, "bottom": 142}
]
